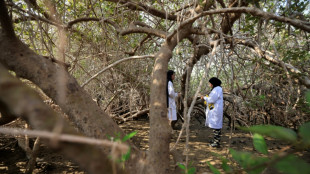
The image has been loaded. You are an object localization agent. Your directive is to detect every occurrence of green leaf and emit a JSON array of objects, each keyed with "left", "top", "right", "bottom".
[
  {"left": 222, "top": 159, "right": 232, "bottom": 172},
  {"left": 240, "top": 125, "right": 297, "bottom": 142},
  {"left": 187, "top": 167, "right": 196, "bottom": 174},
  {"left": 230, "top": 149, "right": 268, "bottom": 174},
  {"left": 121, "top": 148, "right": 131, "bottom": 162},
  {"left": 306, "top": 91, "right": 310, "bottom": 107},
  {"left": 207, "top": 162, "right": 221, "bottom": 174},
  {"left": 210, "top": 152, "right": 232, "bottom": 172},
  {"left": 114, "top": 132, "right": 121, "bottom": 141},
  {"left": 298, "top": 122, "right": 310, "bottom": 146},
  {"left": 253, "top": 133, "right": 268, "bottom": 155},
  {"left": 275, "top": 155, "right": 310, "bottom": 174},
  {"left": 122, "top": 131, "right": 137, "bottom": 142},
  {"left": 177, "top": 163, "right": 186, "bottom": 170}
]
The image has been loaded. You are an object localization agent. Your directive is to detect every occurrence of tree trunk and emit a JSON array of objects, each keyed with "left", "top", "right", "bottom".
[
  {"left": 147, "top": 26, "right": 192, "bottom": 173},
  {"left": 0, "top": 2, "right": 141, "bottom": 171},
  {"left": 147, "top": 44, "right": 172, "bottom": 173},
  {"left": 0, "top": 64, "right": 127, "bottom": 174}
]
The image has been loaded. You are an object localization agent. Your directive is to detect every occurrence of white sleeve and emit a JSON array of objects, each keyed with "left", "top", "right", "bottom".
[
  {"left": 205, "top": 87, "right": 221, "bottom": 103},
  {"left": 168, "top": 81, "right": 178, "bottom": 98}
]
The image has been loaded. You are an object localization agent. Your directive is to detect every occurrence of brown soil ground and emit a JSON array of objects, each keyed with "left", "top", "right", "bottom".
[{"left": 1, "top": 117, "right": 310, "bottom": 174}]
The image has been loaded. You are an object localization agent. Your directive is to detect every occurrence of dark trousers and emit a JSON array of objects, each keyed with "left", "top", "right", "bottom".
[{"left": 211, "top": 129, "right": 221, "bottom": 145}]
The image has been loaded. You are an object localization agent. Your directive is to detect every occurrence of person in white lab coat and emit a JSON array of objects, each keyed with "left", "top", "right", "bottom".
[
  {"left": 167, "top": 70, "right": 178, "bottom": 129},
  {"left": 201, "top": 77, "right": 223, "bottom": 148}
]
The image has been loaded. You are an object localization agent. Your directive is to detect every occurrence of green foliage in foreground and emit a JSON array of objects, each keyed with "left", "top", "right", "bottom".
[
  {"left": 107, "top": 131, "right": 137, "bottom": 164},
  {"left": 206, "top": 122, "right": 310, "bottom": 174},
  {"left": 178, "top": 162, "right": 196, "bottom": 174},
  {"left": 178, "top": 92, "right": 310, "bottom": 174}
]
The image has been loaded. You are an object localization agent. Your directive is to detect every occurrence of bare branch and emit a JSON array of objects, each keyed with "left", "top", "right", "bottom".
[
  {"left": 25, "top": 137, "right": 40, "bottom": 174},
  {"left": 8, "top": 1, "right": 62, "bottom": 27},
  {"left": 0, "top": 19, "right": 132, "bottom": 151},
  {"left": 236, "top": 39, "right": 310, "bottom": 88},
  {"left": 23, "top": 0, "right": 52, "bottom": 20},
  {"left": 82, "top": 55, "right": 155, "bottom": 87},
  {"left": 167, "top": 14, "right": 201, "bottom": 40},
  {"left": 106, "top": 0, "right": 177, "bottom": 20},
  {"left": 10, "top": 2, "right": 120, "bottom": 32},
  {"left": 125, "top": 35, "right": 151, "bottom": 56},
  {"left": 216, "top": 0, "right": 226, "bottom": 8},
  {"left": 172, "top": 2, "right": 194, "bottom": 13},
  {"left": 120, "top": 26, "right": 167, "bottom": 38},
  {"left": 67, "top": 17, "right": 121, "bottom": 31},
  {"left": 0, "top": 127, "right": 128, "bottom": 152},
  {"left": 67, "top": 17, "right": 100, "bottom": 28},
  {"left": 171, "top": 6, "right": 309, "bottom": 43},
  {"left": 200, "top": 7, "right": 310, "bottom": 32}
]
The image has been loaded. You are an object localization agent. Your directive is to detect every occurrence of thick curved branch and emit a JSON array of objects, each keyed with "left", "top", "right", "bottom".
[
  {"left": 106, "top": 0, "right": 177, "bottom": 20},
  {"left": 0, "top": 5, "right": 143, "bottom": 171},
  {"left": 0, "top": 64, "right": 127, "bottom": 174},
  {"left": 67, "top": 17, "right": 120, "bottom": 31},
  {"left": 120, "top": 26, "right": 167, "bottom": 38},
  {"left": 82, "top": 55, "right": 155, "bottom": 87},
  {"left": 200, "top": 7, "right": 310, "bottom": 32},
  {"left": 67, "top": 17, "right": 100, "bottom": 28},
  {"left": 172, "top": 6, "right": 309, "bottom": 37}
]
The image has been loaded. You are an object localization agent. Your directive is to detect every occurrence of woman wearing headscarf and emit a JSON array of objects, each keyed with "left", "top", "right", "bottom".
[
  {"left": 201, "top": 77, "right": 223, "bottom": 148},
  {"left": 167, "top": 70, "right": 178, "bottom": 129}
]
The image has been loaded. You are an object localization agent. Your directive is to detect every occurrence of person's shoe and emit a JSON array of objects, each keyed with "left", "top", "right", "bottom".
[{"left": 209, "top": 143, "right": 220, "bottom": 148}]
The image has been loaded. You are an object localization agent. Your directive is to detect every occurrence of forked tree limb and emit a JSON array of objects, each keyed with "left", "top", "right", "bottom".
[
  {"left": 0, "top": 0, "right": 124, "bottom": 141},
  {"left": 105, "top": 0, "right": 177, "bottom": 20},
  {"left": 200, "top": 7, "right": 310, "bottom": 32},
  {"left": 7, "top": 1, "right": 61, "bottom": 27},
  {"left": 25, "top": 137, "right": 40, "bottom": 174},
  {"left": 0, "top": 64, "right": 127, "bottom": 174},
  {"left": 0, "top": 2, "right": 142, "bottom": 172}
]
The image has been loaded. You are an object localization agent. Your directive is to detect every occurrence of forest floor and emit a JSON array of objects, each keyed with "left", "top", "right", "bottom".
[{"left": 1, "top": 117, "right": 310, "bottom": 174}]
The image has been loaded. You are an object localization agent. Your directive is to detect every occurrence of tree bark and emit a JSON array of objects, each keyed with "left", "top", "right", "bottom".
[
  {"left": 147, "top": 25, "right": 192, "bottom": 173},
  {"left": 0, "top": 2, "right": 141, "bottom": 172},
  {"left": 0, "top": 64, "right": 127, "bottom": 174}
]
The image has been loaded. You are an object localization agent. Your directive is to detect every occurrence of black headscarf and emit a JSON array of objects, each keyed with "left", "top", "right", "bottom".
[
  {"left": 167, "top": 70, "right": 175, "bottom": 108},
  {"left": 209, "top": 77, "right": 222, "bottom": 91}
]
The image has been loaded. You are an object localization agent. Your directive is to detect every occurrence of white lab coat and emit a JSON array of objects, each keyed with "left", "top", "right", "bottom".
[
  {"left": 203, "top": 86, "right": 223, "bottom": 129},
  {"left": 168, "top": 81, "right": 178, "bottom": 121}
]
